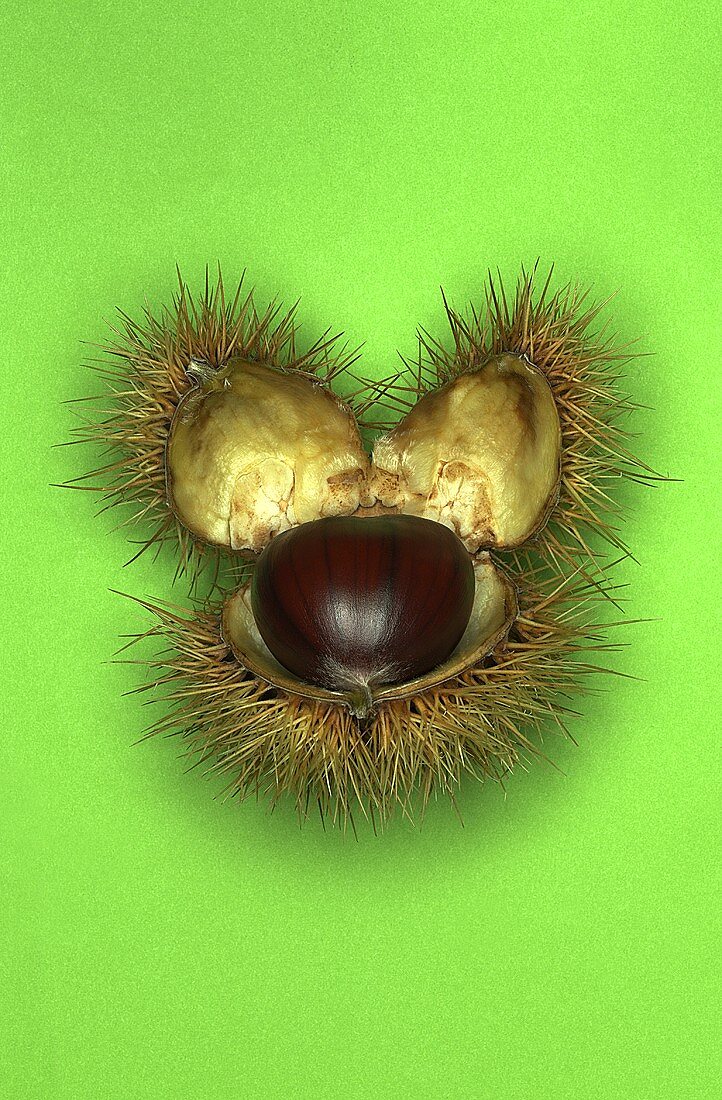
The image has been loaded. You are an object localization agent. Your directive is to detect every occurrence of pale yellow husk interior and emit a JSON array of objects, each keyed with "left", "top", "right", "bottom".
[
  {"left": 166, "top": 353, "right": 562, "bottom": 559},
  {"left": 166, "top": 359, "right": 371, "bottom": 552},
  {"left": 372, "top": 353, "right": 562, "bottom": 551}
]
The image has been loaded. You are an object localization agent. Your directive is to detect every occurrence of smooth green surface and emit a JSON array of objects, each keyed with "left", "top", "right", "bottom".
[{"left": 1, "top": 2, "right": 719, "bottom": 1097}]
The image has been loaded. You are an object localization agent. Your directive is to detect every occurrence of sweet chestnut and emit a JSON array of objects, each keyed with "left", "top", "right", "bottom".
[{"left": 250, "top": 514, "right": 475, "bottom": 704}]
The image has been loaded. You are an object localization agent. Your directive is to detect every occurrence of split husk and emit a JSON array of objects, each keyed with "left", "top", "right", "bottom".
[
  {"left": 371, "top": 353, "right": 562, "bottom": 551},
  {"left": 361, "top": 264, "right": 664, "bottom": 579},
  {"left": 68, "top": 263, "right": 660, "bottom": 826},
  {"left": 62, "top": 267, "right": 362, "bottom": 591},
  {"left": 167, "top": 358, "right": 371, "bottom": 553},
  {"left": 64, "top": 263, "right": 662, "bottom": 591},
  {"left": 121, "top": 560, "right": 628, "bottom": 830}
]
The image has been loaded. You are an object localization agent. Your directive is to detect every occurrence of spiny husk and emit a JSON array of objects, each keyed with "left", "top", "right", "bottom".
[
  {"left": 120, "top": 562, "right": 630, "bottom": 831},
  {"left": 62, "top": 267, "right": 361, "bottom": 593},
  {"left": 360, "top": 263, "right": 664, "bottom": 578}
]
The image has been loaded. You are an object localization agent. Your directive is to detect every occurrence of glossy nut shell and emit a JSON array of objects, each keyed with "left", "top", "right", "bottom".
[
  {"left": 250, "top": 515, "right": 475, "bottom": 693},
  {"left": 222, "top": 539, "right": 517, "bottom": 717}
]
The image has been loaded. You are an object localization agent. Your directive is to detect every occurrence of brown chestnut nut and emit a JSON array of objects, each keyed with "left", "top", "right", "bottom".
[{"left": 250, "top": 514, "right": 475, "bottom": 705}]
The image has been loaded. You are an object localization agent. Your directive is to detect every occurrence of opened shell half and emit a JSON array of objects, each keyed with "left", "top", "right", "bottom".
[
  {"left": 371, "top": 353, "right": 562, "bottom": 552},
  {"left": 166, "top": 358, "right": 371, "bottom": 553},
  {"left": 221, "top": 552, "right": 517, "bottom": 717}
]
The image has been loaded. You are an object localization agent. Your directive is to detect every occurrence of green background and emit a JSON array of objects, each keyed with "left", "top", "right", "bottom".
[{"left": 1, "top": 1, "right": 719, "bottom": 1097}]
